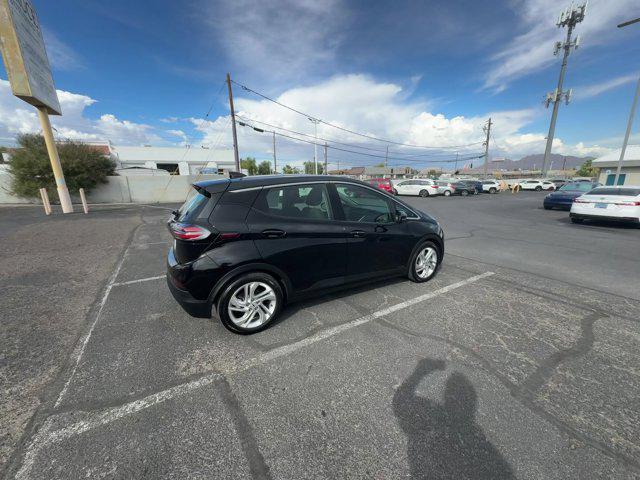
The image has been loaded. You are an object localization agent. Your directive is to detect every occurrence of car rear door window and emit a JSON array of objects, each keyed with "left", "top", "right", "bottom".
[
  {"left": 260, "top": 184, "right": 333, "bottom": 220},
  {"left": 336, "top": 184, "right": 393, "bottom": 223}
]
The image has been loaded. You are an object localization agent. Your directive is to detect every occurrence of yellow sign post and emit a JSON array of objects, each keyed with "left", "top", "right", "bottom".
[{"left": 0, "top": 0, "right": 73, "bottom": 213}]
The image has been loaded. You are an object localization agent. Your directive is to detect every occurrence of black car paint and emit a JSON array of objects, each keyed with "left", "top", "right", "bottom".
[{"left": 166, "top": 175, "right": 444, "bottom": 318}]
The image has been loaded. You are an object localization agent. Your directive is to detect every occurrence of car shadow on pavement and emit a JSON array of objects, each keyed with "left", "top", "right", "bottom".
[
  {"left": 271, "top": 276, "right": 408, "bottom": 327},
  {"left": 393, "top": 358, "right": 515, "bottom": 480}
]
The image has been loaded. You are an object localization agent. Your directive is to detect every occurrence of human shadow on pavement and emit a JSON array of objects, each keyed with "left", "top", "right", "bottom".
[{"left": 393, "top": 358, "right": 515, "bottom": 480}]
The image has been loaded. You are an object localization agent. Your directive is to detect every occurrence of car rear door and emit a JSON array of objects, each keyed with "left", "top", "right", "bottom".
[
  {"left": 246, "top": 182, "right": 347, "bottom": 294},
  {"left": 330, "top": 182, "right": 414, "bottom": 281}
]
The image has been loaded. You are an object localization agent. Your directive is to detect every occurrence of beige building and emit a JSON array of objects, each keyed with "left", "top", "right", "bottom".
[{"left": 593, "top": 145, "right": 640, "bottom": 186}]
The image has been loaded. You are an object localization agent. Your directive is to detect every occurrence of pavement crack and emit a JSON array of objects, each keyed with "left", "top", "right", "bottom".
[
  {"left": 515, "top": 311, "right": 603, "bottom": 400},
  {"left": 218, "top": 376, "right": 273, "bottom": 480},
  {"left": 376, "top": 315, "right": 640, "bottom": 473}
]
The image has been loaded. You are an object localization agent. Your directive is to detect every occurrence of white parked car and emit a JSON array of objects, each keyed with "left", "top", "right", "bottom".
[
  {"left": 481, "top": 180, "right": 502, "bottom": 193},
  {"left": 393, "top": 179, "right": 439, "bottom": 197},
  {"left": 435, "top": 180, "right": 455, "bottom": 196},
  {"left": 519, "top": 180, "right": 556, "bottom": 191},
  {"left": 570, "top": 186, "right": 640, "bottom": 225}
]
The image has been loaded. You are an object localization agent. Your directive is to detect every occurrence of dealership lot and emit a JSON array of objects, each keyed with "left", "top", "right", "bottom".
[{"left": 2, "top": 193, "right": 639, "bottom": 479}]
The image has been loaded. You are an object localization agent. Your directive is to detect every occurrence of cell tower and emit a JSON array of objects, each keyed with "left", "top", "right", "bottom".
[{"left": 541, "top": 3, "right": 587, "bottom": 177}]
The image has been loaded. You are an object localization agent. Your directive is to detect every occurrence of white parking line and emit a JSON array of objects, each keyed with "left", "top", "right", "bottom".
[
  {"left": 112, "top": 275, "right": 166, "bottom": 287},
  {"left": 27, "top": 270, "right": 493, "bottom": 462},
  {"left": 53, "top": 246, "right": 131, "bottom": 408}
]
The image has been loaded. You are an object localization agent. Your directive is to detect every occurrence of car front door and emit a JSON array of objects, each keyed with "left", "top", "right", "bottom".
[
  {"left": 330, "top": 182, "right": 414, "bottom": 281},
  {"left": 246, "top": 183, "right": 347, "bottom": 294}
]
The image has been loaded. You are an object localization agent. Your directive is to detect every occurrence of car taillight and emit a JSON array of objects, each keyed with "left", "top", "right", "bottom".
[
  {"left": 169, "top": 222, "right": 211, "bottom": 241},
  {"left": 616, "top": 201, "right": 640, "bottom": 206}
]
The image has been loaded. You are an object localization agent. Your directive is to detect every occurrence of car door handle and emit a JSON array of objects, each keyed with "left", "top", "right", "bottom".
[
  {"left": 261, "top": 229, "right": 286, "bottom": 238},
  {"left": 350, "top": 230, "right": 366, "bottom": 238}
]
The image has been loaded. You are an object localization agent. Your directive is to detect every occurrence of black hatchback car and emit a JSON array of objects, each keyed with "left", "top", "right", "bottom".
[{"left": 167, "top": 175, "right": 445, "bottom": 333}]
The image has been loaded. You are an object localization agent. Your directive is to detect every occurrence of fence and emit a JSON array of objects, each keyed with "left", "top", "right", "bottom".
[{"left": 0, "top": 173, "right": 225, "bottom": 205}]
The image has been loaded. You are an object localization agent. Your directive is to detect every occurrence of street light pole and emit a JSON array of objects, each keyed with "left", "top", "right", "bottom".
[{"left": 613, "top": 17, "right": 640, "bottom": 186}]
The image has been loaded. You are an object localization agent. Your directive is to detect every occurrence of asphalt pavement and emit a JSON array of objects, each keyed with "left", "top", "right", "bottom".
[{"left": 1, "top": 192, "right": 639, "bottom": 479}]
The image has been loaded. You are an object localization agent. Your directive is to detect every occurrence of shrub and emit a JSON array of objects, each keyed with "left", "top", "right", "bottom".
[{"left": 8, "top": 134, "right": 116, "bottom": 201}]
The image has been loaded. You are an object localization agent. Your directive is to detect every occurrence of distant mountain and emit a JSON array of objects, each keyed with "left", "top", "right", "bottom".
[{"left": 493, "top": 154, "right": 593, "bottom": 171}]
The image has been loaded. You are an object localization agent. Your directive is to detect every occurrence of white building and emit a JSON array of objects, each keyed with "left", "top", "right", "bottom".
[
  {"left": 110, "top": 145, "right": 236, "bottom": 175},
  {"left": 593, "top": 145, "right": 640, "bottom": 186}
]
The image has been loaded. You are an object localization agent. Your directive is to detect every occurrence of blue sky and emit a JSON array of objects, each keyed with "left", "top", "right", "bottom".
[{"left": 2, "top": 0, "right": 640, "bottom": 169}]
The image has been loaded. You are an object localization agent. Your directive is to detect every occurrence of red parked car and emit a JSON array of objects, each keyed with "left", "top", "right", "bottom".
[{"left": 368, "top": 178, "right": 394, "bottom": 194}]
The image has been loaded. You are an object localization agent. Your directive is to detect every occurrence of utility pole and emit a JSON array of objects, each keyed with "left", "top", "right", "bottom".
[
  {"left": 613, "top": 18, "right": 640, "bottom": 186},
  {"left": 454, "top": 152, "right": 459, "bottom": 173},
  {"left": 309, "top": 118, "right": 319, "bottom": 174},
  {"left": 483, "top": 118, "right": 492, "bottom": 179},
  {"left": 385, "top": 145, "right": 389, "bottom": 168},
  {"left": 226, "top": 73, "right": 240, "bottom": 172},
  {"left": 562, "top": 155, "right": 567, "bottom": 171},
  {"left": 324, "top": 142, "right": 328, "bottom": 174},
  {"left": 541, "top": 3, "right": 586, "bottom": 177},
  {"left": 272, "top": 131, "right": 277, "bottom": 174}
]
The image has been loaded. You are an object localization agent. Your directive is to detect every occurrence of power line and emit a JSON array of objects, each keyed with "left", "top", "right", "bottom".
[
  {"left": 237, "top": 119, "right": 482, "bottom": 164},
  {"left": 231, "top": 79, "right": 485, "bottom": 150},
  {"left": 236, "top": 115, "right": 474, "bottom": 159}
]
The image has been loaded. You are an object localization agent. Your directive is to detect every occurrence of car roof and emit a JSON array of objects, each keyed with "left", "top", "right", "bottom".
[{"left": 195, "top": 174, "right": 376, "bottom": 193}]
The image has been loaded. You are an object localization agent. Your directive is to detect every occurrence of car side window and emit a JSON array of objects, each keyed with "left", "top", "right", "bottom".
[
  {"left": 260, "top": 184, "right": 332, "bottom": 220},
  {"left": 336, "top": 184, "right": 394, "bottom": 223}
]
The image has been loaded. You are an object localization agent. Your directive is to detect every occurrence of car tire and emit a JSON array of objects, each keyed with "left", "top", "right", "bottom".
[
  {"left": 216, "top": 272, "right": 284, "bottom": 334},
  {"left": 544, "top": 205, "right": 552, "bottom": 210},
  {"left": 570, "top": 217, "right": 584, "bottom": 224},
  {"left": 489, "top": 188, "right": 496, "bottom": 194},
  {"left": 419, "top": 189, "right": 429, "bottom": 197},
  {"left": 535, "top": 186, "right": 542, "bottom": 191},
  {"left": 460, "top": 190, "right": 469, "bottom": 196},
  {"left": 408, "top": 241, "right": 441, "bottom": 283},
  {"left": 443, "top": 190, "right": 451, "bottom": 197}
]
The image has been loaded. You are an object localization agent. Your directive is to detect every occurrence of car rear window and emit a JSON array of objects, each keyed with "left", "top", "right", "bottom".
[
  {"left": 586, "top": 187, "right": 640, "bottom": 196},
  {"left": 176, "top": 187, "right": 212, "bottom": 222}
]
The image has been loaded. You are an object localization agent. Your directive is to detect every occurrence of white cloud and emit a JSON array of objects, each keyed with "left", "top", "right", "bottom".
[
  {"left": 0, "top": 79, "right": 161, "bottom": 145},
  {"left": 201, "top": 0, "right": 347, "bottom": 83},
  {"left": 185, "top": 74, "right": 608, "bottom": 167},
  {"left": 484, "top": 0, "right": 638, "bottom": 91},
  {"left": 575, "top": 73, "right": 638, "bottom": 99}
]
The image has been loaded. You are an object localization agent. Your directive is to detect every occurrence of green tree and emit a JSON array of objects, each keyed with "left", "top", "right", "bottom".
[
  {"left": 576, "top": 158, "right": 598, "bottom": 177},
  {"left": 303, "top": 161, "right": 323, "bottom": 174},
  {"left": 257, "top": 160, "right": 272, "bottom": 175},
  {"left": 374, "top": 162, "right": 385, "bottom": 168},
  {"left": 240, "top": 157, "right": 258, "bottom": 175},
  {"left": 9, "top": 134, "right": 115, "bottom": 201},
  {"left": 282, "top": 164, "right": 300, "bottom": 174}
]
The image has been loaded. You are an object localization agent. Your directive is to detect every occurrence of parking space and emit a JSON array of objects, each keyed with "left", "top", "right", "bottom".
[{"left": 4, "top": 193, "right": 640, "bottom": 479}]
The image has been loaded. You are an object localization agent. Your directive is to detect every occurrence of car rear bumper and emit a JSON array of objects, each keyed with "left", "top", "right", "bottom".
[
  {"left": 167, "top": 248, "right": 211, "bottom": 318},
  {"left": 570, "top": 213, "right": 639, "bottom": 224},
  {"left": 543, "top": 198, "right": 573, "bottom": 209}
]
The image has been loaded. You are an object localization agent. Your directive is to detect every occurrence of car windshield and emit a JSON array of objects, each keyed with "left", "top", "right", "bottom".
[
  {"left": 585, "top": 187, "right": 640, "bottom": 196},
  {"left": 559, "top": 182, "right": 593, "bottom": 192}
]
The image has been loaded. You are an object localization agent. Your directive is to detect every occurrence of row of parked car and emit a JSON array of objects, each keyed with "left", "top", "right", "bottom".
[
  {"left": 543, "top": 181, "right": 640, "bottom": 224},
  {"left": 368, "top": 178, "right": 503, "bottom": 197}
]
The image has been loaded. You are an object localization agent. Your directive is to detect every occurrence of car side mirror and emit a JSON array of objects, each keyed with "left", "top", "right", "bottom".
[{"left": 395, "top": 211, "right": 408, "bottom": 223}]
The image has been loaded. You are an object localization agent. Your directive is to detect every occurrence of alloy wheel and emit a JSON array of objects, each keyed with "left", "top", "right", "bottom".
[
  {"left": 415, "top": 246, "right": 438, "bottom": 279},
  {"left": 227, "top": 282, "right": 276, "bottom": 329}
]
